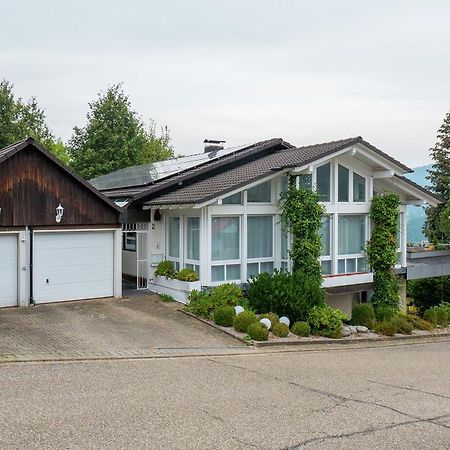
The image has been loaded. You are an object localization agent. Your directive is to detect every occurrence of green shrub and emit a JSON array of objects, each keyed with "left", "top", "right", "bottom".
[
  {"left": 247, "top": 270, "right": 325, "bottom": 322},
  {"left": 259, "top": 313, "right": 279, "bottom": 329},
  {"left": 374, "top": 306, "right": 397, "bottom": 322},
  {"left": 155, "top": 260, "right": 177, "bottom": 278},
  {"left": 291, "top": 321, "right": 310, "bottom": 337},
  {"left": 390, "top": 316, "right": 413, "bottom": 335},
  {"left": 272, "top": 322, "right": 289, "bottom": 337},
  {"left": 158, "top": 294, "right": 175, "bottom": 302},
  {"left": 407, "top": 276, "right": 450, "bottom": 313},
  {"left": 434, "top": 306, "right": 449, "bottom": 327},
  {"left": 247, "top": 322, "right": 269, "bottom": 341},
  {"left": 177, "top": 268, "right": 199, "bottom": 282},
  {"left": 375, "top": 320, "right": 397, "bottom": 336},
  {"left": 234, "top": 311, "right": 258, "bottom": 333},
  {"left": 423, "top": 308, "right": 438, "bottom": 326},
  {"left": 350, "top": 304, "right": 375, "bottom": 329},
  {"left": 187, "top": 290, "right": 214, "bottom": 318},
  {"left": 308, "top": 305, "right": 347, "bottom": 339},
  {"left": 209, "top": 283, "right": 242, "bottom": 307},
  {"left": 404, "top": 314, "right": 433, "bottom": 331},
  {"left": 213, "top": 306, "right": 235, "bottom": 327}
]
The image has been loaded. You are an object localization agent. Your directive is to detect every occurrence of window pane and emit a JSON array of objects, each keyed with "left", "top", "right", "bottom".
[
  {"left": 186, "top": 217, "right": 200, "bottom": 261},
  {"left": 357, "top": 257, "right": 367, "bottom": 272},
  {"left": 281, "top": 261, "right": 288, "bottom": 271},
  {"left": 248, "top": 216, "right": 273, "bottom": 258},
  {"left": 226, "top": 264, "right": 241, "bottom": 280},
  {"left": 168, "top": 217, "right": 180, "bottom": 258},
  {"left": 338, "top": 259, "right": 346, "bottom": 274},
  {"left": 211, "top": 217, "right": 240, "bottom": 261},
  {"left": 338, "top": 215, "right": 366, "bottom": 255},
  {"left": 222, "top": 192, "right": 242, "bottom": 204},
  {"left": 321, "top": 260, "right": 332, "bottom": 275},
  {"left": 211, "top": 265, "right": 225, "bottom": 282},
  {"left": 281, "top": 227, "right": 288, "bottom": 260},
  {"left": 247, "top": 181, "right": 271, "bottom": 202},
  {"left": 247, "top": 263, "right": 259, "bottom": 278},
  {"left": 347, "top": 258, "right": 356, "bottom": 273},
  {"left": 353, "top": 173, "right": 366, "bottom": 202},
  {"left": 280, "top": 176, "right": 289, "bottom": 194},
  {"left": 319, "top": 216, "right": 331, "bottom": 256},
  {"left": 298, "top": 174, "right": 312, "bottom": 190},
  {"left": 316, "top": 163, "right": 330, "bottom": 202},
  {"left": 260, "top": 262, "right": 274, "bottom": 274},
  {"left": 338, "top": 165, "right": 349, "bottom": 202}
]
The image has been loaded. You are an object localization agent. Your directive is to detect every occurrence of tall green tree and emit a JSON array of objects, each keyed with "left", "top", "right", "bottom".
[
  {"left": 424, "top": 110, "right": 450, "bottom": 243},
  {"left": 0, "top": 80, "right": 69, "bottom": 163},
  {"left": 68, "top": 84, "right": 174, "bottom": 179}
]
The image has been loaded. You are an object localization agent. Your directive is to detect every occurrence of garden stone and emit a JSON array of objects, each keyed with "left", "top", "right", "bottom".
[
  {"left": 355, "top": 326, "right": 369, "bottom": 333},
  {"left": 342, "top": 327, "right": 352, "bottom": 337},
  {"left": 349, "top": 326, "right": 358, "bottom": 334}
]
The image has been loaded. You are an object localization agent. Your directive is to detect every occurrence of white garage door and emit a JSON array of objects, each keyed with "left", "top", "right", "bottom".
[
  {"left": 0, "top": 234, "right": 18, "bottom": 307},
  {"left": 33, "top": 231, "right": 114, "bottom": 304}
]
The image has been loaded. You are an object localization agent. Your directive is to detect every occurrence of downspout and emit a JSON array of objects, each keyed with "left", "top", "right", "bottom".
[{"left": 29, "top": 226, "right": 35, "bottom": 306}]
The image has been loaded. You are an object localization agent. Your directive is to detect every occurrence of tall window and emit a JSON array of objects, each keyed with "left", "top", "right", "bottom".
[
  {"left": 167, "top": 216, "right": 180, "bottom": 270},
  {"left": 338, "top": 215, "right": 367, "bottom": 274},
  {"left": 316, "top": 163, "right": 330, "bottom": 202},
  {"left": 281, "top": 226, "right": 289, "bottom": 270},
  {"left": 338, "top": 165, "right": 349, "bottom": 202},
  {"left": 247, "top": 216, "right": 274, "bottom": 277},
  {"left": 247, "top": 181, "right": 271, "bottom": 203},
  {"left": 211, "top": 217, "right": 240, "bottom": 282},
  {"left": 185, "top": 217, "right": 200, "bottom": 273},
  {"left": 353, "top": 173, "right": 366, "bottom": 202},
  {"left": 319, "top": 216, "right": 332, "bottom": 275}
]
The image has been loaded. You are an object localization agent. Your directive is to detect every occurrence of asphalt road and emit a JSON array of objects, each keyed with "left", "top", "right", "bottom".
[{"left": 0, "top": 341, "right": 449, "bottom": 449}]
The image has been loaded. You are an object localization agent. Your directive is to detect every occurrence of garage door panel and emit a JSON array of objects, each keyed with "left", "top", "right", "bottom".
[
  {"left": 0, "top": 235, "right": 18, "bottom": 307},
  {"left": 34, "top": 231, "right": 114, "bottom": 304}
]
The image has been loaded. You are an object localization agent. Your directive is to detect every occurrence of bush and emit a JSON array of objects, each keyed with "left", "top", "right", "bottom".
[
  {"left": 374, "top": 306, "right": 397, "bottom": 322},
  {"left": 423, "top": 308, "right": 438, "bottom": 326},
  {"left": 158, "top": 294, "right": 175, "bottom": 302},
  {"left": 209, "top": 283, "right": 242, "bottom": 307},
  {"left": 375, "top": 316, "right": 413, "bottom": 336},
  {"left": 434, "top": 306, "right": 449, "bottom": 327},
  {"left": 259, "top": 313, "right": 279, "bottom": 329},
  {"left": 247, "top": 270, "right": 325, "bottom": 322},
  {"left": 272, "top": 322, "right": 289, "bottom": 337},
  {"left": 155, "top": 260, "right": 177, "bottom": 278},
  {"left": 404, "top": 314, "right": 433, "bottom": 331},
  {"left": 350, "top": 304, "right": 375, "bottom": 329},
  {"left": 177, "top": 268, "right": 199, "bottom": 282},
  {"left": 375, "top": 320, "right": 397, "bottom": 336},
  {"left": 247, "top": 322, "right": 269, "bottom": 341},
  {"left": 308, "top": 305, "right": 347, "bottom": 339},
  {"left": 234, "top": 311, "right": 258, "bottom": 333},
  {"left": 407, "top": 276, "right": 450, "bottom": 313},
  {"left": 213, "top": 306, "right": 235, "bottom": 327},
  {"left": 187, "top": 290, "right": 214, "bottom": 318},
  {"left": 291, "top": 321, "right": 310, "bottom": 337}
]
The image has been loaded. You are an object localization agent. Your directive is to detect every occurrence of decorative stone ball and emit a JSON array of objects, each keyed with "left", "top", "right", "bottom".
[
  {"left": 234, "top": 305, "right": 245, "bottom": 315},
  {"left": 260, "top": 318, "right": 271, "bottom": 329},
  {"left": 279, "top": 316, "right": 290, "bottom": 327}
]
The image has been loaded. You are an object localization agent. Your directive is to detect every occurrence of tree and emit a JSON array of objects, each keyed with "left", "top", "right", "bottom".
[
  {"left": 424, "top": 110, "right": 450, "bottom": 243},
  {"left": 0, "top": 80, "right": 68, "bottom": 162},
  {"left": 68, "top": 84, "right": 174, "bottom": 180}
]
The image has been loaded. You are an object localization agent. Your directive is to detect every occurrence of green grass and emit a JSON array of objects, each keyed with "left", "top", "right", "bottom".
[{"left": 158, "top": 294, "right": 176, "bottom": 303}]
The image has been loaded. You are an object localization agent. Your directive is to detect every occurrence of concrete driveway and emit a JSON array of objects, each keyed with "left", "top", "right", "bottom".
[{"left": 0, "top": 295, "right": 244, "bottom": 361}]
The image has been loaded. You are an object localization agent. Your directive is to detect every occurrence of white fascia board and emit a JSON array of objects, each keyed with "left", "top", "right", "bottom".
[{"left": 372, "top": 170, "right": 395, "bottom": 178}]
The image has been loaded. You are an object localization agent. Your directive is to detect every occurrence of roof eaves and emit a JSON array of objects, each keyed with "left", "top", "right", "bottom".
[{"left": 394, "top": 175, "right": 445, "bottom": 203}]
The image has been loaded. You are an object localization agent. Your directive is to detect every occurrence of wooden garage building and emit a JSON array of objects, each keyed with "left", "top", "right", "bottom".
[{"left": 0, "top": 137, "right": 122, "bottom": 307}]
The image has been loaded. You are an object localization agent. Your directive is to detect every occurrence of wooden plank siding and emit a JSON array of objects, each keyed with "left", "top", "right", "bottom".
[{"left": 0, "top": 145, "right": 120, "bottom": 227}]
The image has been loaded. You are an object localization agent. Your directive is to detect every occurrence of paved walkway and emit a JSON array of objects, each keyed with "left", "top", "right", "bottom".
[{"left": 0, "top": 294, "right": 245, "bottom": 362}]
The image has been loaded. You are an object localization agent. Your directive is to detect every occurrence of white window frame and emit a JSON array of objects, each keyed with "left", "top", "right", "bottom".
[
  {"left": 184, "top": 216, "right": 200, "bottom": 274},
  {"left": 166, "top": 216, "right": 182, "bottom": 271},
  {"left": 246, "top": 215, "right": 275, "bottom": 278}
]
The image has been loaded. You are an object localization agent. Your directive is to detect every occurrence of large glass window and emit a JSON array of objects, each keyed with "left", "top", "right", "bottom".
[
  {"left": 247, "top": 216, "right": 273, "bottom": 258},
  {"left": 211, "top": 217, "right": 240, "bottom": 261},
  {"left": 298, "top": 174, "right": 312, "bottom": 190},
  {"left": 338, "top": 165, "right": 349, "bottom": 202},
  {"left": 319, "top": 216, "right": 331, "bottom": 256},
  {"left": 186, "top": 217, "right": 200, "bottom": 261},
  {"left": 316, "top": 163, "right": 330, "bottom": 202},
  {"left": 353, "top": 173, "right": 366, "bottom": 202},
  {"left": 168, "top": 217, "right": 180, "bottom": 258},
  {"left": 338, "top": 215, "right": 366, "bottom": 255},
  {"left": 247, "top": 181, "right": 271, "bottom": 203}
]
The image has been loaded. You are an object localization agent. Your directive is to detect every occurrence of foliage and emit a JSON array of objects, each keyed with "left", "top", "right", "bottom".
[
  {"left": 404, "top": 314, "right": 433, "bottom": 331},
  {"left": 177, "top": 268, "right": 199, "bottom": 282},
  {"left": 247, "top": 322, "right": 269, "bottom": 341},
  {"left": 423, "top": 308, "right": 438, "bottom": 326},
  {"left": 434, "top": 305, "right": 449, "bottom": 327},
  {"left": 272, "top": 322, "right": 289, "bottom": 337},
  {"left": 213, "top": 306, "right": 235, "bottom": 327},
  {"left": 389, "top": 316, "right": 413, "bottom": 335},
  {"left": 234, "top": 311, "right": 258, "bottom": 333},
  {"left": 424, "top": 110, "right": 450, "bottom": 243},
  {"left": 68, "top": 84, "right": 174, "bottom": 179},
  {"left": 209, "top": 283, "right": 242, "bottom": 306},
  {"left": 291, "top": 321, "right": 310, "bottom": 337},
  {"left": 350, "top": 304, "right": 375, "bottom": 329},
  {"left": 280, "top": 181, "right": 325, "bottom": 279},
  {"left": 158, "top": 294, "right": 175, "bottom": 302},
  {"left": 0, "top": 80, "right": 69, "bottom": 162},
  {"left": 407, "top": 276, "right": 450, "bottom": 313},
  {"left": 308, "top": 305, "right": 347, "bottom": 339},
  {"left": 374, "top": 306, "right": 398, "bottom": 322},
  {"left": 154, "top": 260, "right": 177, "bottom": 278},
  {"left": 259, "top": 313, "right": 279, "bottom": 329},
  {"left": 375, "top": 320, "right": 397, "bottom": 336},
  {"left": 247, "top": 270, "right": 325, "bottom": 323},
  {"left": 366, "top": 194, "right": 401, "bottom": 310}
]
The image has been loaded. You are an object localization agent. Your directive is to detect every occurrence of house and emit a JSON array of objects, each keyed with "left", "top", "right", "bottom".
[
  {"left": 92, "top": 137, "right": 441, "bottom": 315},
  {"left": 0, "top": 138, "right": 122, "bottom": 308}
]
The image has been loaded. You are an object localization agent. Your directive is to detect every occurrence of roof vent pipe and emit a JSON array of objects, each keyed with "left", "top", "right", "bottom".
[{"left": 204, "top": 139, "right": 226, "bottom": 153}]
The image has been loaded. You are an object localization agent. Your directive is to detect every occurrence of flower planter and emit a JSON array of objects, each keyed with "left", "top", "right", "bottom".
[{"left": 148, "top": 276, "right": 201, "bottom": 304}]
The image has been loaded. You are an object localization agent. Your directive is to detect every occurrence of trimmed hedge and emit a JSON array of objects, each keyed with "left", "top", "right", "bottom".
[
  {"left": 291, "top": 321, "right": 310, "bottom": 337},
  {"left": 234, "top": 311, "right": 258, "bottom": 333},
  {"left": 247, "top": 322, "right": 269, "bottom": 341},
  {"left": 213, "top": 306, "right": 235, "bottom": 327},
  {"left": 272, "top": 322, "right": 289, "bottom": 337},
  {"left": 350, "top": 304, "right": 375, "bottom": 329}
]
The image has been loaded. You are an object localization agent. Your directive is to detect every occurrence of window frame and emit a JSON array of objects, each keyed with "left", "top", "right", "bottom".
[{"left": 246, "top": 215, "right": 275, "bottom": 278}]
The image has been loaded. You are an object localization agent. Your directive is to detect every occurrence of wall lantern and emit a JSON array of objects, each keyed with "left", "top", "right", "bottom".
[{"left": 56, "top": 204, "right": 64, "bottom": 223}]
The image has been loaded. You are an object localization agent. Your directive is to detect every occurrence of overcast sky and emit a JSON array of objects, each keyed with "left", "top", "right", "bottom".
[{"left": 1, "top": 0, "right": 449, "bottom": 167}]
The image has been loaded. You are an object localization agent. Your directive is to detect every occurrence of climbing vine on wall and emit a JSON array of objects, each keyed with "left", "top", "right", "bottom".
[
  {"left": 366, "top": 193, "right": 401, "bottom": 309},
  {"left": 280, "top": 176, "right": 325, "bottom": 282}
]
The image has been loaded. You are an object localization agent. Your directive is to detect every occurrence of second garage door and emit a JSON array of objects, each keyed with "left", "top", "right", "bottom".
[{"left": 33, "top": 231, "right": 114, "bottom": 304}]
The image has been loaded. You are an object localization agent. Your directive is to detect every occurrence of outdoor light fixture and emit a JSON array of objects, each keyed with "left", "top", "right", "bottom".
[{"left": 56, "top": 204, "right": 64, "bottom": 223}]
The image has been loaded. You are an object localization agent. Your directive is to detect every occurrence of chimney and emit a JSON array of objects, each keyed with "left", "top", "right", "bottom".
[{"left": 204, "top": 139, "right": 226, "bottom": 153}]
